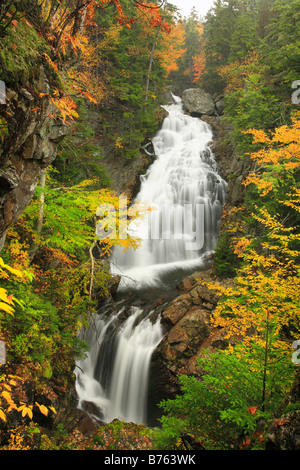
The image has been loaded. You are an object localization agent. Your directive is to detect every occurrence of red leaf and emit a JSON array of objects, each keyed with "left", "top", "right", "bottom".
[
  {"left": 248, "top": 406, "right": 258, "bottom": 415},
  {"left": 274, "top": 419, "right": 290, "bottom": 427}
]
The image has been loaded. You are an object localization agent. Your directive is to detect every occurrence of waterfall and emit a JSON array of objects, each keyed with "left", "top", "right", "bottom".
[
  {"left": 75, "top": 96, "right": 227, "bottom": 425},
  {"left": 75, "top": 304, "right": 163, "bottom": 424},
  {"left": 110, "top": 97, "right": 227, "bottom": 291}
]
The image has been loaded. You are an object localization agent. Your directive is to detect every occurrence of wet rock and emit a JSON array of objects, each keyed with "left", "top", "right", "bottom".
[
  {"left": 215, "top": 95, "right": 225, "bottom": 116},
  {"left": 150, "top": 270, "right": 230, "bottom": 399},
  {"left": 163, "top": 306, "right": 211, "bottom": 359},
  {"left": 162, "top": 294, "right": 193, "bottom": 326},
  {"left": 53, "top": 389, "right": 99, "bottom": 437}
]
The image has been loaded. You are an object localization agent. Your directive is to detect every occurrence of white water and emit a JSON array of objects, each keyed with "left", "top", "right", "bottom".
[
  {"left": 111, "top": 97, "right": 227, "bottom": 290},
  {"left": 75, "top": 96, "right": 227, "bottom": 425},
  {"left": 76, "top": 305, "right": 163, "bottom": 424}
]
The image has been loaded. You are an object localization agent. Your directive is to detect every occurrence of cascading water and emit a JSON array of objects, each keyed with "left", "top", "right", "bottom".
[
  {"left": 75, "top": 96, "right": 227, "bottom": 425},
  {"left": 76, "top": 303, "right": 163, "bottom": 424},
  {"left": 110, "top": 96, "right": 227, "bottom": 291}
]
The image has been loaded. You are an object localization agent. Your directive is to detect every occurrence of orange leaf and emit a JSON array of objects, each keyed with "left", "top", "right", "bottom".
[
  {"left": 275, "top": 419, "right": 290, "bottom": 427},
  {"left": 248, "top": 406, "right": 257, "bottom": 415}
]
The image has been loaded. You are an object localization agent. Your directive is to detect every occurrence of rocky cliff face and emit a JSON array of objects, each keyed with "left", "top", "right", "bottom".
[
  {"left": 0, "top": 65, "right": 69, "bottom": 250},
  {"left": 148, "top": 270, "right": 233, "bottom": 412}
]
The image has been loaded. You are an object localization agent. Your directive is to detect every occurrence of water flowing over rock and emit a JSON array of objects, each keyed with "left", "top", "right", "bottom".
[
  {"left": 75, "top": 95, "right": 227, "bottom": 426},
  {"left": 76, "top": 298, "right": 166, "bottom": 426},
  {"left": 110, "top": 96, "right": 227, "bottom": 291}
]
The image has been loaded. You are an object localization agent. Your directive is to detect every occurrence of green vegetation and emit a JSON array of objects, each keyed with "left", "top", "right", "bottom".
[
  {"left": 0, "top": 20, "right": 49, "bottom": 84},
  {"left": 153, "top": 337, "right": 294, "bottom": 450}
]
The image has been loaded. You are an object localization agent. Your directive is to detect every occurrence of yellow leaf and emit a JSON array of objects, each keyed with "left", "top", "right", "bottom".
[
  {"left": 39, "top": 404, "right": 49, "bottom": 416},
  {"left": 0, "top": 408, "right": 6, "bottom": 422},
  {"left": 2, "top": 390, "right": 12, "bottom": 403},
  {"left": 0, "top": 302, "right": 14, "bottom": 315},
  {"left": 0, "top": 258, "right": 23, "bottom": 277},
  {"left": 21, "top": 406, "right": 33, "bottom": 419}
]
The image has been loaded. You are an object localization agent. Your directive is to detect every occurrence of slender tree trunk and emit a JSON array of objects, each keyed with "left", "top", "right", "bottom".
[
  {"left": 89, "top": 241, "right": 96, "bottom": 300},
  {"left": 145, "top": 27, "right": 160, "bottom": 103},
  {"left": 72, "top": 0, "right": 88, "bottom": 36},
  {"left": 29, "top": 169, "right": 47, "bottom": 263},
  {"left": 261, "top": 308, "right": 270, "bottom": 412},
  {"left": 36, "top": 169, "right": 47, "bottom": 237}
]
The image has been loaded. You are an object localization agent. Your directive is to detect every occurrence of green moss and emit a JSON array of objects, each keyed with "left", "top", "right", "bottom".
[
  {"left": 0, "top": 20, "right": 54, "bottom": 87},
  {"left": 283, "top": 403, "right": 300, "bottom": 414}
]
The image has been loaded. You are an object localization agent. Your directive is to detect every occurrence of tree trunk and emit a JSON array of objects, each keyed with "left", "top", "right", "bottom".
[
  {"left": 145, "top": 28, "right": 160, "bottom": 103},
  {"left": 29, "top": 168, "right": 47, "bottom": 263},
  {"left": 72, "top": 0, "right": 88, "bottom": 36}
]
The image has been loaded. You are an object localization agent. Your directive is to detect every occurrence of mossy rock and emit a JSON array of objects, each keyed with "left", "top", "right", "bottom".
[
  {"left": 0, "top": 20, "right": 60, "bottom": 89},
  {"left": 91, "top": 420, "right": 154, "bottom": 450}
]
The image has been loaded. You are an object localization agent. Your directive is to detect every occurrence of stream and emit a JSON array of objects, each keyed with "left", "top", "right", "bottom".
[{"left": 75, "top": 95, "right": 227, "bottom": 426}]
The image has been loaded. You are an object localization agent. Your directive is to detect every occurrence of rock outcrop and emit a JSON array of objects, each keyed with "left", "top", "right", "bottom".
[
  {"left": 149, "top": 271, "right": 232, "bottom": 406},
  {"left": 0, "top": 65, "right": 69, "bottom": 249}
]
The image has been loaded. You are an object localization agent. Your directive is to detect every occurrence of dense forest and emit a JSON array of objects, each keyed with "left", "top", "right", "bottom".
[{"left": 0, "top": 0, "right": 299, "bottom": 452}]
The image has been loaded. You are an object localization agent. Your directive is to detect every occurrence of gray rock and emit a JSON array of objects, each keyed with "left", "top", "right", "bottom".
[
  {"left": 0, "top": 65, "right": 69, "bottom": 241},
  {"left": 182, "top": 88, "right": 216, "bottom": 117}
]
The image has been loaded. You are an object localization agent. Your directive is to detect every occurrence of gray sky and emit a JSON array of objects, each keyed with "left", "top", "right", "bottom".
[{"left": 168, "top": 0, "right": 215, "bottom": 19}]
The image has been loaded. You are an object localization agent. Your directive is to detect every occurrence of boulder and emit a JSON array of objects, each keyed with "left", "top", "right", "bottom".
[{"left": 182, "top": 88, "right": 216, "bottom": 117}]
